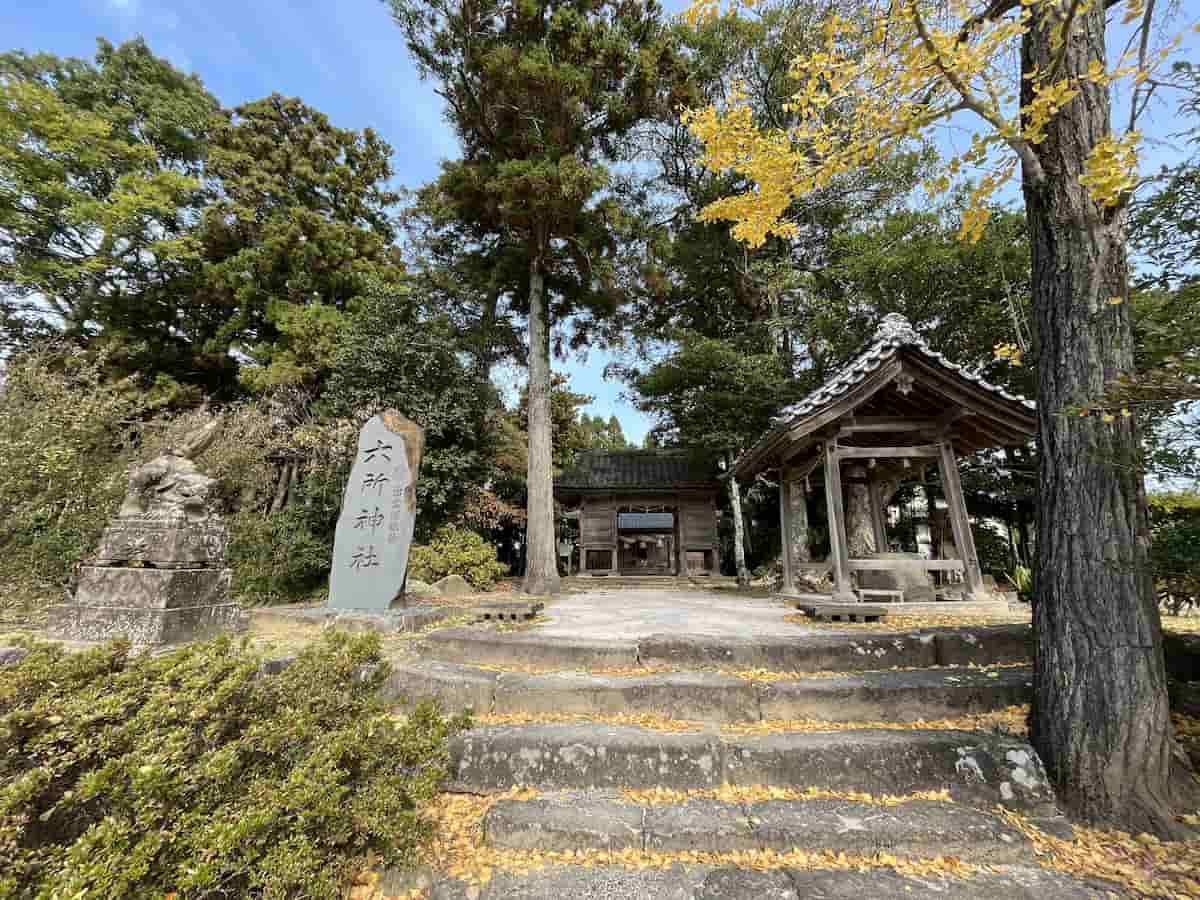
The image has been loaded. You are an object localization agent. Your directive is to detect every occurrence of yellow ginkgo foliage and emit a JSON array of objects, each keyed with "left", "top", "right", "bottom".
[{"left": 682, "top": 0, "right": 1187, "bottom": 246}]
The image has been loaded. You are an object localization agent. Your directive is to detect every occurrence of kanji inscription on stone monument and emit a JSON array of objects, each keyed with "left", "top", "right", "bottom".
[{"left": 328, "top": 411, "right": 425, "bottom": 610}]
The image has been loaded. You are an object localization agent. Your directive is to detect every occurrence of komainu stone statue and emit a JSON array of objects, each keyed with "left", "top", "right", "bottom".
[{"left": 48, "top": 420, "right": 243, "bottom": 645}]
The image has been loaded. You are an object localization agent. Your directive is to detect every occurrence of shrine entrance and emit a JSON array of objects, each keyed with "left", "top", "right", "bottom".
[
  {"left": 554, "top": 450, "right": 722, "bottom": 578},
  {"left": 617, "top": 508, "right": 676, "bottom": 575}
]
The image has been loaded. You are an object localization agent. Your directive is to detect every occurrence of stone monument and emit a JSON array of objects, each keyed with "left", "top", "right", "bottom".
[
  {"left": 48, "top": 421, "right": 243, "bottom": 644},
  {"left": 328, "top": 411, "right": 425, "bottom": 610}
]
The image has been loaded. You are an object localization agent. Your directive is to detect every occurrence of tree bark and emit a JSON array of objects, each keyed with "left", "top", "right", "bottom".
[
  {"left": 1021, "top": 4, "right": 1189, "bottom": 833},
  {"left": 522, "top": 247, "right": 562, "bottom": 596},
  {"left": 728, "top": 454, "right": 750, "bottom": 587}
]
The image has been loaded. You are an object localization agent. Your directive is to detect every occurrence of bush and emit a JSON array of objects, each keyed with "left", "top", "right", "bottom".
[
  {"left": 408, "top": 525, "right": 507, "bottom": 589},
  {"left": 0, "top": 630, "right": 465, "bottom": 899},
  {"left": 227, "top": 507, "right": 333, "bottom": 604},
  {"left": 0, "top": 347, "right": 145, "bottom": 605}
]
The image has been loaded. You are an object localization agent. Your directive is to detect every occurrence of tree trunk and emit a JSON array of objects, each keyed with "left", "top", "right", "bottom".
[
  {"left": 522, "top": 248, "right": 562, "bottom": 596},
  {"left": 728, "top": 462, "right": 750, "bottom": 587},
  {"left": 1021, "top": 5, "right": 1189, "bottom": 833}
]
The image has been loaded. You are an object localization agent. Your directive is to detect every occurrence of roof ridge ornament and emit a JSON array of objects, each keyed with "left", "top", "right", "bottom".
[{"left": 873, "top": 312, "right": 921, "bottom": 344}]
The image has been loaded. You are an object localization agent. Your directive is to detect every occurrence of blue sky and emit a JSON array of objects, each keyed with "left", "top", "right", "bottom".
[{"left": 2, "top": 0, "right": 1195, "bottom": 444}]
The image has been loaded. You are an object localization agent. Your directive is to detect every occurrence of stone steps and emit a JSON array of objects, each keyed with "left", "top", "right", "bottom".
[
  {"left": 378, "top": 861, "right": 1105, "bottom": 899},
  {"left": 386, "top": 659, "right": 1032, "bottom": 724},
  {"left": 448, "top": 723, "right": 1057, "bottom": 814},
  {"left": 420, "top": 624, "right": 1032, "bottom": 673},
  {"left": 482, "top": 792, "right": 1033, "bottom": 862}
]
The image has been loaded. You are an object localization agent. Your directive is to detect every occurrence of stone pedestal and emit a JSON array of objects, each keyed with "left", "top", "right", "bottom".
[{"left": 49, "top": 519, "right": 242, "bottom": 645}]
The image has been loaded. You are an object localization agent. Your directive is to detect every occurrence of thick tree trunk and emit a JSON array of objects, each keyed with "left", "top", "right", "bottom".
[
  {"left": 727, "top": 456, "right": 750, "bottom": 587},
  {"left": 522, "top": 250, "right": 561, "bottom": 596},
  {"left": 1021, "top": 5, "right": 1188, "bottom": 833}
]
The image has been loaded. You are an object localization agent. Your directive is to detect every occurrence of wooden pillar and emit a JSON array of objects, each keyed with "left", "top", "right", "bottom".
[
  {"left": 823, "top": 440, "right": 855, "bottom": 601},
  {"left": 868, "top": 479, "right": 888, "bottom": 552},
  {"left": 611, "top": 496, "right": 620, "bottom": 575},
  {"left": 937, "top": 440, "right": 985, "bottom": 597},
  {"left": 779, "top": 474, "right": 795, "bottom": 595}
]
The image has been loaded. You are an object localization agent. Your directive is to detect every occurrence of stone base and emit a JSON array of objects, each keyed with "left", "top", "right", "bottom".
[
  {"left": 47, "top": 602, "right": 244, "bottom": 645},
  {"left": 75, "top": 565, "right": 232, "bottom": 609},
  {"left": 95, "top": 519, "right": 228, "bottom": 567}
]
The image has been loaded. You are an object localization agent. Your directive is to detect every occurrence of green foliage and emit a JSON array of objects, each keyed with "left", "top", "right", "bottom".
[
  {"left": 0, "top": 348, "right": 143, "bottom": 604},
  {"left": 199, "top": 94, "right": 404, "bottom": 392},
  {"left": 970, "top": 522, "right": 1016, "bottom": 577},
  {"left": 623, "top": 330, "right": 800, "bottom": 452},
  {"left": 578, "top": 414, "right": 630, "bottom": 451},
  {"left": 1007, "top": 564, "right": 1034, "bottom": 602},
  {"left": 0, "top": 630, "right": 464, "bottom": 899},
  {"left": 324, "top": 282, "right": 501, "bottom": 534},
  {"left": 1149, "top": 492, "right": 1200, "bottom": 610},
  {"left": 0, "top": 40, "right": 225, "bottom": 392},
  {"left": 408, "top": 526, "right": 508, "bottom": 589},
  {"left": 227, "top": 507, "right": 332, "bottom": 605},
  {"left": 0, "top": 41, "right": 404, "bottom": 398}
]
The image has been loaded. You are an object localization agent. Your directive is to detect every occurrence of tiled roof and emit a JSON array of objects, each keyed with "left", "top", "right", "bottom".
[
  {"left": 780, "top": 313, "right": 1033, "bottom": 420},
  {"left": 737, "top": 314, "right": 1035, "bottom": 473},
  {"left": 555, "top": 449, "right": 721, "bottom": 491}
]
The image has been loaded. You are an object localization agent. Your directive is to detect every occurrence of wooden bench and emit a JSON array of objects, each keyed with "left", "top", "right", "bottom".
[
  {"left": 856, "top": 588, "right": 904, "bottom": 604},
  {"left": 797, "top": 603, "right": 889, "bottom": 623},
  {"left": 473, "top": 601, "right": 544, "bottom": 622}
]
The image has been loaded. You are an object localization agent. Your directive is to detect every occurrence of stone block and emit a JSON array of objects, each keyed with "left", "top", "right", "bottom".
[
  {"left": 492, "top": 670, "right": 760, "bottom": 723},
  {"left": 747, "top": 798, "right": 1027, "bottom": 862},
  {"left": 385, "top": 660, "right": 497, "bottom": 713},
  {"left": 48, "top": 602, "right": 244, "bottom": 645},
  {"left": 450, "top": 725, "right": 723, "bottom": 792},
  {"left": 74, "top": 566, "right": 232, "bottom": 610},
  {"left": 433, "top": 574, "right": 474, "bottom": 598},
  {"left": 638, "top": 633, "right": 939, "bottom": 673},
  {"left": 644, "top": 800, "right": 758, "bottom": 852},
  {"left": 934, "top": 624, "right": 1033, "bottom": 666},
  {"left": 484, "top": 795, "right": 644, "bottom": 851},
  {"left": 722, "top": 729, "right": 1056, "bottom": 814},
  {"left": 94, "top": 520, "right": 228, "bottom": 567},
  {"left": 757, "top": 666, "right": 1032, "bottom": 723},
  {"left": 424, "top": 628, "right": 639, "bottom": 669}
]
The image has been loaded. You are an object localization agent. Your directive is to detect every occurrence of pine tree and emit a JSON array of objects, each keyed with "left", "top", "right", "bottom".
[{"left": 387, "top": 0, "right": 689, "bottom": 594}]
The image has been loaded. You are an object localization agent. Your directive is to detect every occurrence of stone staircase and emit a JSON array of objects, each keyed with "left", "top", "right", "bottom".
[{"left": 377, "top": 621, "right": 1119, "bottom": 898}]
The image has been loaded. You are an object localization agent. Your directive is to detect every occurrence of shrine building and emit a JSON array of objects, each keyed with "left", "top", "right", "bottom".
[
  {"left": 554, "top": 449, "right": 722, "bottom": 577},
  {"left": 732, "top": 313, "right": 1036, "bottom": 603}
]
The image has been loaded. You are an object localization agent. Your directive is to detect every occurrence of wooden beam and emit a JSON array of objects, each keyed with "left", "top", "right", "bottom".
[
  {"left": 796, "top": 559, "right": 966, "bottom": 572},
  {"left": 848, "top": 558, "right": 965, "bottom": 572},
  {"left": 937, "top": 440, "right": 985, "bottom": 597},
  {"left": 840, "top": 417, "right": 945, "bottom": 434},
  {"left": 822, "top": 440, "right": 855, "bottom": 601},
  {"left": 835, "top": 444, "right": 942, "bottom": 460}
]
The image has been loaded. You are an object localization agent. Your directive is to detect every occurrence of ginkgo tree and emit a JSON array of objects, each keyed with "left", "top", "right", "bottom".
[{"left": 684, "top": 0, "right": 1200, "bottom": 833}]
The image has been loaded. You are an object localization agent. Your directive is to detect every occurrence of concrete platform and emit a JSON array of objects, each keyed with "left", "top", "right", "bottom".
[
  {"left": 248, "top": 603, "right": 453, "bottom": 634},
  {"left": 449, "top": 724, "right": 1057, "bottom": 813}
]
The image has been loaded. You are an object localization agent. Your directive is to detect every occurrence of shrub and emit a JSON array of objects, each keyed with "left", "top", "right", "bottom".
[
  {"left": 0, "top": 347, "right": 145, "bottom": 605},
  {"left": 408, "top": 525, "right": 507, "bottom": 589},
  {"left": 227, "top": 506, "right": 333, "bottom": 604},
  {"left": 0, "top": 630, "right": 466, "bottom": 899}
]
